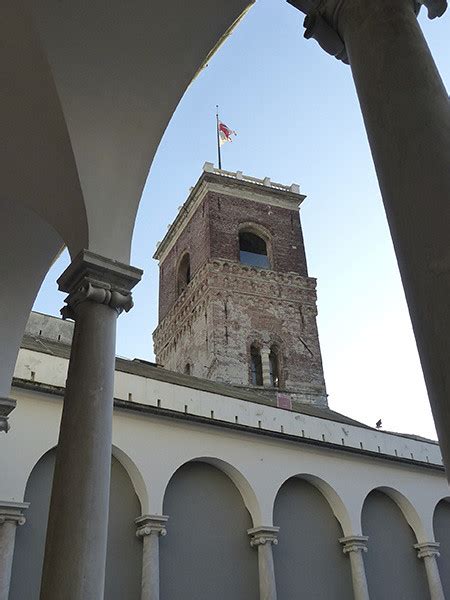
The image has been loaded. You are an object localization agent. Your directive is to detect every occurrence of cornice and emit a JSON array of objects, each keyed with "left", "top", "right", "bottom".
[
  {"left": 154, "top": 167, "right": 305, "bottom": 263},
  {"left": 153, "top": 259, "right": 318, "bottom": 354}
]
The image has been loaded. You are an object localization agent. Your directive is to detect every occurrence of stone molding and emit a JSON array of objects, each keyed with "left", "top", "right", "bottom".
[
  {"left": 57, "top": 250, "right": 142, "bottom": 320},
  {"left": 154, "top": 168, "right": 305, "bottom": 263},
  {"left": 0, "top": 397, "right": 17, "bottom": 433},
  {"left": 248, "top": 526, "right": 280, "bottom": 547},
  {"left": 287, "top": 0, "right": 447, "bottom": 64},
  {"left": 153, "top": 258, "right": 317, "bottom": 356},
  {"left": 414, "top": 541, "right": 441, "bottom": 559},
  {"left": 0, "top": 501, "right": 29, "bottom": 526},
  {"left": 339, "top": 535, "right": 369, "bottom": 554},
  {"left": 135, "top": 515, "right": 169, "bottom": 538}
]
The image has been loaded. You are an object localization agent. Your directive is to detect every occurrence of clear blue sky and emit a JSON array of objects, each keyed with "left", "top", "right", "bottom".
[{"left": 34, "top": 1, "right": 450, "bottom": 439}]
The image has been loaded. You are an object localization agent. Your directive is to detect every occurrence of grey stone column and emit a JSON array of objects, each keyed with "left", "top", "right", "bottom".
[
  {"left": 260, "top": 348, "right": 271, "bottom": 387},
  {"left": 290, "top": 0, "right": 450, "bottom": 472},
  {"left": 135, "top": 515, "right": 168, "bottom": 600},
  {"left": 248, "top": 526, "right": 279, "bottom": 600},
  {"left": 414, "top": 542, "right": 445, "bottom": 600},
  {"left": 0, "top": 502, "right": 28, "bottom": 600},
  {"left": 40, "top": 250, "right": 142, "bottom": 600},
  {"left": 339, "top": 536, "right": 369, "bottom": 600}
]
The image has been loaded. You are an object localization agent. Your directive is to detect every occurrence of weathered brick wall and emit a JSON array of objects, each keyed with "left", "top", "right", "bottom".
[
  {"left": 157, "top": 184, "right": 308, "bottom": 321},
  {"left": 207, "top": 191, "right": 308, "bottom": 275},
  {"left": 158, "top": 199, "right": 210, "bottom": 320},
  {"left": 154, "top": 260, "right": 327, "bottom": 407}
]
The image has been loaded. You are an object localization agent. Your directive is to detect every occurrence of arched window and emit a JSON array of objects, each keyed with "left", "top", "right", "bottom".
[
  {"left": 250, "top": 345, "right": 263, "bottom": 386},
  {"left": 177, "top": 253, "right": 191, "bottom": 295},
  {"left": 184, "top": 363, "right": 191, "bottom": 375},
  {"left": 239, "top": 231, "right": 270, "bottom": 269},
  {"left": 269, "top": 346, "right": 280, "bottom": 387}
]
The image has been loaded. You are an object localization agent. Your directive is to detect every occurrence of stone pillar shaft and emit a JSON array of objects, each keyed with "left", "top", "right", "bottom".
[
  {"left": 415, "top": 542, "right": 445, "bottom": 600},
  {"left": 0, "top": 502, "right": 28, "bottom": 600},
  {"left": 40, "top": 251, "right": 141, "bottom": 600},
  {"left": 339, "top": 536, "right": 369, "bottom": 600},
  {"left": 135, "top": 515, "right": 168, "bottom": 600},
  {"left": 333, "top": 0, "right": 450, "bottom": 470},
  {"left": 248, "top": 526, "right": 279, "bottom": 600},
  {"left": 260, "top": 348, "right": 271, "bottom": 387}
]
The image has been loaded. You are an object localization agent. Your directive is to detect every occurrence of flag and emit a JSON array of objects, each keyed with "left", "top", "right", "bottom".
[{"left": 218, "top": 121, "right": 237, "bottom": 146}]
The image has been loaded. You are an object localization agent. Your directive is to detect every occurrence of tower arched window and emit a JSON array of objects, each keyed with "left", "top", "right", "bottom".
[
  {"left": 177, "top": 253, "right": 191, "bottom": 295},
  {"left": 250, "top": 344, "right": 263, "bottom": 386},
  {"left": 239, "top": 231, "right": 270, "bottom": 269},
  {"left": 269, "top": 345, "right": 280, "bottom": 388}
]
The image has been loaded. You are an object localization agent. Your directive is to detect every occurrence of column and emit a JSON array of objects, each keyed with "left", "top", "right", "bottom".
[
  {"left": 414, "top": 542, "right": 445, "bottom": 600},
  {"left": 248, "top": 526, "right": 279, "bottom": 600},
  {"left": 339, "top": 536, "right": 369, "bottom": 600},
  {"left": 289, "top": 0, "right": 450, "bottom": 472},
  {"left": 0, "top": 398, "right": 16, "bottom": 433},
  {"left": 0, "top": 501, "right": 28, "bottom": 600},
  {"left": 40, "top": 250, "right": 142, "bottom": 600},
  {"left": 260, "top": 348, "right": 271, "bottom": 387},
  {"left": 135, "top": 515, "right": 168, "bottom": 600}
]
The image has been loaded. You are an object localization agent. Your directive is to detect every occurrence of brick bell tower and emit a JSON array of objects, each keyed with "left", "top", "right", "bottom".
[{"left": 153, "top": 162, "right": 328, "bottom": 408}]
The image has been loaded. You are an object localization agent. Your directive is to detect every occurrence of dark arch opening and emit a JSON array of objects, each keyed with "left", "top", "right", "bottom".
[
  {"left": 239, "top": 231, "right": 270, "bottom": 269},
  {"left": 269, "top": 345, "right": 280, "bottom": 388},
  {"left": 250, "top": 344, "right": 263, "bottom": 386},
  {"left": 177, "top": 253, "right": 191, "bottom": 295}
]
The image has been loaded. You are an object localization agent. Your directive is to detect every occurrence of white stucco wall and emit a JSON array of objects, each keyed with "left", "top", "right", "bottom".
[{"left": 2, "top": 343, "right": 450, "bottom": 546}]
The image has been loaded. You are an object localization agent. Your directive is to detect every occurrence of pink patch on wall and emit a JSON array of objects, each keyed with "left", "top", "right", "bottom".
[{"left": 277, "top": 393, "right": 292, "bottom": 410}]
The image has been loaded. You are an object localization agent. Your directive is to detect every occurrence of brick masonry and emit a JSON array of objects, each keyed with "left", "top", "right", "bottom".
[{"left": 153, "top": 171, "right": 328, "bottom": 407}]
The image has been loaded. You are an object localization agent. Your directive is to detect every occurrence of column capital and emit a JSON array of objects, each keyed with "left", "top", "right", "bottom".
[
  {"left": 0, "top": 501, "right": 29, "bottom": 526},
  {"left": 414, "top": 541, "right": 441, "bottom": 559},
  {"left": 339, "top": 535, "right": 369, "bottom": 554},
  {"left": 57, "top": 250, "right": 142, "bottom": 320},
  {"left": 135, "top": 515, "right": 169, "bottom": 539},
  {"left": 287, "top": 0, "right": 447, "bottom": 64},
  {"left": 248, "top": 526, "right": 280, "bottom": 547},
  {"left": 0, "top": 397, "right": 16, "bottom": 433}
]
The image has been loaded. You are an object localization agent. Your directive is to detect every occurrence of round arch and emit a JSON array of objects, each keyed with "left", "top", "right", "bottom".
[
  {"left": 176, "top": 251, "right": 191, "bottom": 295},
  {"left": 362, "top": 486, "right": 426, "bottom": 541},
  {"left": 112, "top": 445, "right": 148, "bottom": 514},
  {"left": 238, "top": 222, "right": 273, "bottom": 269},
  {"left": 274, "top": 473, "right": 353, "bottom": 535},
  {"left": 162, "top": 456, "right": 262, "bottom": 526}
]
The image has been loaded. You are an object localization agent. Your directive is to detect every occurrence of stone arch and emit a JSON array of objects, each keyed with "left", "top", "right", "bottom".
[
  {"left": 433, "top": 497, "right": 450, "bottom": 595},
  {"left": 162, "top": 456, "right": 262, "bottom": 526},
  {"left": 112, "top": 444, "right": 147, "bottom": 514},
  {"left": 176, "top": 251, "right": 191, "bottom": 295},
  {"left": 362, "top": 486, "right": 426, "bottom": 541},
  {"left": 275, "top": 473, "right": 353, "bottom": 534},
  {"left": 10, "top": 446, "right": 142, "bottom": 600},
  {"left": 273, "top": 473, "right": 353, "bottom": 599},
  {"left": 238, "top": 222, "right": 273, "bottom": 269},
  {"left": 160, "top": 457, "right": 259, "bottom": 600},
  {"left": 361, "top": 487, "right": 429, "bottom": 600}
]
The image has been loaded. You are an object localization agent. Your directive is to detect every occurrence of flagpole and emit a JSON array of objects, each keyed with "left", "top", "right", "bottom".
[{"left": 216, "top": 105, "right": 222, "bottom": 170}]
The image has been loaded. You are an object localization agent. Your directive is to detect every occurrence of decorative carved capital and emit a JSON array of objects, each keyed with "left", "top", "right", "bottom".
[
  {"left": 248, "top": 526, "right": 280, "bottom": 547},
  {"left": 0, "top": 502, "right": 29, "bottom": 527},
  {"left": 339, "top": 535, "right": 369, "bottom": 554},
  {"left": 414, "top": 541, "right": 441, "bottom": 559},
  {"left": 287, "top": 0, "right": 447, "bottom": 63},
  {"left": 57, "top": 250, "right": 142, "bottom": 320},
  {"left": 0, "top": 397, "right": 16, "bottom": 433},
  {"left": 135, "top": 514, "right": 169, "bottom": 539}
]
